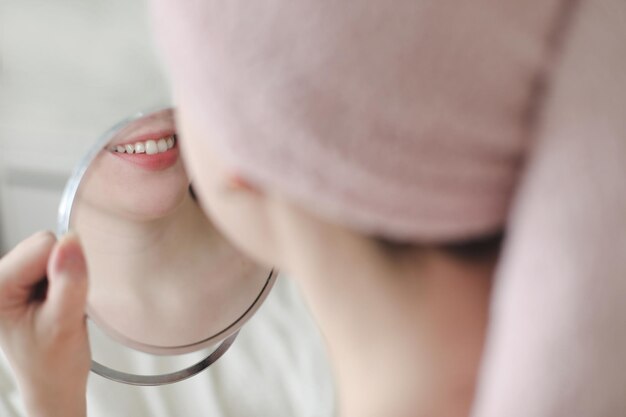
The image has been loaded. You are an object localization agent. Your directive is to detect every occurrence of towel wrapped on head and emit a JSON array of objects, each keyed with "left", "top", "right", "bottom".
[{"left": 151, "top": 0, "right": 626, "bottom": 415}]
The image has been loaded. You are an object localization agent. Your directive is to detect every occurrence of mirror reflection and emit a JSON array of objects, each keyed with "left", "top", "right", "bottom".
[{"left": 71, "top": 108, "right": 272, "bottom": 354}]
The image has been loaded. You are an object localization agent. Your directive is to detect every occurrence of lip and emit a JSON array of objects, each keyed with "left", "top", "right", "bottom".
[
  {"left": 109, "top": 129, "right": 176, "bottom": 147},
  {"left": 107, "top": 130, "right": 180, "bottom": 172}
]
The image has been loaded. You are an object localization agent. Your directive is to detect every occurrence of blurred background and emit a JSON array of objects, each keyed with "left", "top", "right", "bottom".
[{"left": 0, "top": 0, "right": 170, "bottom": 254}]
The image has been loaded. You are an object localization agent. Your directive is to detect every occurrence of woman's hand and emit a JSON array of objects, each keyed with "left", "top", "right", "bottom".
[{"left": 0, "top": 231, "right": 90, "bottom": 417}]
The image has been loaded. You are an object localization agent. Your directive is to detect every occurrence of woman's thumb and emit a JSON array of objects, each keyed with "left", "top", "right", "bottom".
[{"left": 45, "top": 233, "right": 89, "bottom": 329}]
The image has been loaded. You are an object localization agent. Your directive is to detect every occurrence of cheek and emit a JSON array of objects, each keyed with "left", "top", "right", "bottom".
[
  {"left": 175, "top": 116, "right": 277, "bottom": 267},
  {"left": 176, "top": 118, "right": 232, "bottom": 226}
]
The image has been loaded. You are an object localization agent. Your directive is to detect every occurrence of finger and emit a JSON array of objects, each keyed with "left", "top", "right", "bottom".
[
  {"left": 0, "top": 231, "right": 56, "bottom": 297},
  {"left": 43, "top": 233, "right": 89, "bottom": 331}
]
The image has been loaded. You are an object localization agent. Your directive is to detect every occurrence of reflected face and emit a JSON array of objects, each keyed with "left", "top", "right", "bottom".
[
  {"left": 63, "top": 108, "right": 276, "bottom": 357},
  {"left": 80, "top": 109, "right": 190, "bottom": 222}
]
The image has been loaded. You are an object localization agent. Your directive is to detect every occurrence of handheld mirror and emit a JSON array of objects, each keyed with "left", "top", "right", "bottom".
[{"left": 58, "top": 107, "right": 277, "bottom": 385}]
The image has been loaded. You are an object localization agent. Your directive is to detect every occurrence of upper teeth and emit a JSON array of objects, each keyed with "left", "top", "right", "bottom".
[{"left": 109, "top": 135, "right": 176, "bottom": 154}]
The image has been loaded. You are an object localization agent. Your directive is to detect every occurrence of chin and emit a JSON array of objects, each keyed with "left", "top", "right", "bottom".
[
  {"left": 121, "top": 186, "right": 189, "bottom": 222},
  {"left": 198, "top": 191, "right": 277, "bottom": 268},
  {"left": 80, "top": 179, "right": 189, "bottom": 224}
]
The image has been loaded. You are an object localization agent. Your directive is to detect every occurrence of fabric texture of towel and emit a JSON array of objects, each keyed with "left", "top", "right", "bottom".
[
  {"left": 151, "top": 0, "right": 626, "bottom": 415},
  {"left": 152, "top": 0, "right": 569, "bottom": 243}
]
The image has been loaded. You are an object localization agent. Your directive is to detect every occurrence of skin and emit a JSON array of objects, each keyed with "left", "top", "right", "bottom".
[
  {"left": 174, "top": 110, "right": 497, "bottom": 417},
  {"left": 73, "top": 110, "right": 268, "bottom": 349},
  {"left": 0, "top": 232, "right": 89, "bottom": 417},
  {"left": 0, "top": 109, "right": 496, "bottom": 417},
  {"left": 76, "top": 188, "right": 266, "bottom": 349}
]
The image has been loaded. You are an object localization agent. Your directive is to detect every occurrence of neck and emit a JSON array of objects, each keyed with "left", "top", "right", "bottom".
[
  {"left": 277, "top": 213, "right": 493, "bottom": 417},
  {"left": 74, "top": 194, "right": 219, "bottom": 288},
  {"left": 74, "top": 194, "right": 271, "bottom": 346}
]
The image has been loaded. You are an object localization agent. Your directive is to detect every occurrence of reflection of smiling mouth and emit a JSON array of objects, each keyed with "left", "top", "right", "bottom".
[
  {"left": 108, "top": 134, "right": 180, "bottom": 172},
  {"left": 108, "top": 135, "right": 177, "bottom": 155}
]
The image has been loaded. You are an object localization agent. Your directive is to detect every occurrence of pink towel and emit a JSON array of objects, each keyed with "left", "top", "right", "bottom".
[
  {"left": 151, "top": 0, "right": 626, "bottom": 414},
  {"left": 472, "top": 2, "right": 626, "bottom": 415},
  {"left": 152, "top": 0, "right": 568, "bottom": 242}
]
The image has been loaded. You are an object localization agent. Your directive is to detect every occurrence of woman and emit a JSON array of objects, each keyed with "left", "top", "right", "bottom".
[
  {"left": 74, "top": 108, "right": 268, "bottom": 350},
  {"left": 1, "top": 0, "right": 625, "bottom": 416}
]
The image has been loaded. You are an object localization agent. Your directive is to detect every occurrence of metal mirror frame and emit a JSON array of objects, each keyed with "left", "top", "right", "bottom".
[{"left": 57, "top": 107, "right": 277, "bottom": 385}]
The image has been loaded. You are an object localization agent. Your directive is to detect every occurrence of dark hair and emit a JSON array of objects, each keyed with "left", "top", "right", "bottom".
[{"left": 375, "top": 230, "right": 505, "bottom": 264}]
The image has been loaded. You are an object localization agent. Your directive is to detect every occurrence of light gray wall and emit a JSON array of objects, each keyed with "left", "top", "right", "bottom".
[{"left": 0, "top": 0, "right": 171, "bottom": 254}]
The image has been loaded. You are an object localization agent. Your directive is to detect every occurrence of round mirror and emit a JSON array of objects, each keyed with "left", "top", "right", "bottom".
[{"left": 58, "top": 107, "right": 277, "bottom": 385}]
